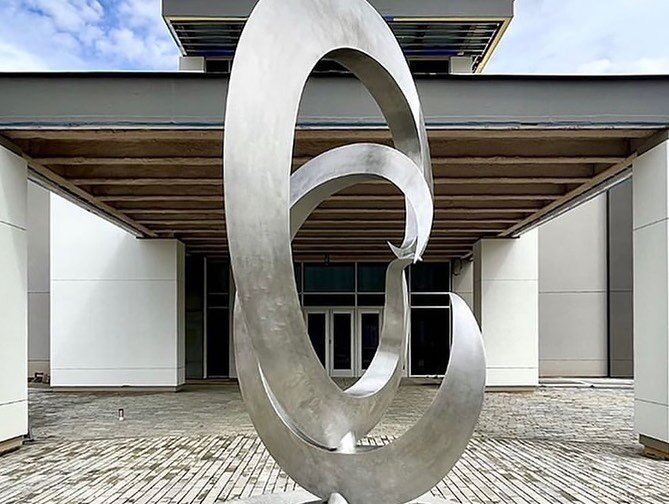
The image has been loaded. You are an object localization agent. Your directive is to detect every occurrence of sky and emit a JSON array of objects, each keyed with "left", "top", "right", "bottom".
[{"left": 0, "top": 0, "right": 668, "bottom": 74}]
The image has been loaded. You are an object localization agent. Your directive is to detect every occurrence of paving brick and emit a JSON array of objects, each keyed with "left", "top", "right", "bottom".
[{"left": 0, "top": 383, "right": 666, "bottom": 503}]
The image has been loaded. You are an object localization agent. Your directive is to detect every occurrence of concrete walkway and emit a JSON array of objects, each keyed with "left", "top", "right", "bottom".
[{"left": 0, "top": 382, "right": 667, "bottom": 503}]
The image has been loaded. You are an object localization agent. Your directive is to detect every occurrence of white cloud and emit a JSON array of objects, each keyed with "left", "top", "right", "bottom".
[
  {"left": 0, "top": 0, "right": 178, "bottom": 70},
  {"left": 1, "top": 0, "right": 668, "bottom": 74},
  {"left": 486, "top": 0, "right": 669, "bottom": 75},
  {"left": 576, "top": 57, "right": 669, "bottom": 75},
  {"left": 0, "top": 42, "right": 48, "bottom": 71}
]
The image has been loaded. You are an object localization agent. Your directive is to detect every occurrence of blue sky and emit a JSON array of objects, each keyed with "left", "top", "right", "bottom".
[{"left": 1, "top": 0, "right": 668, "bottom": 74}]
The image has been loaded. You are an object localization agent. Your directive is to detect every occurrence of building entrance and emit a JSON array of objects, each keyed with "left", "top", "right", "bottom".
[
  {"left": 185, "top": 260, "right": 451, "bottom": 379},
  {"left": 304, "top": 308, "right": 383, "bottom": 378},
  {"left": 305, "top": 309, "right": 355, "bottom": 377}
]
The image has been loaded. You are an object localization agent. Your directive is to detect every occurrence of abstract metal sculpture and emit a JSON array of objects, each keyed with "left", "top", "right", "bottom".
[{"left": 224, "top": 1, "right": 486, "bottom": 503}]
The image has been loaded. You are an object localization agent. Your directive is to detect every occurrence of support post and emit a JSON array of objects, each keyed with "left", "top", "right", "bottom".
[
  {"left": 633, "top": 140, "right": 669, "bottom": 459},
  {"left": 474, "top": 230, "right": 539, "bottom": 389},
  {"left": 0, "top": 146, "right": 28, "bottom": 453}
]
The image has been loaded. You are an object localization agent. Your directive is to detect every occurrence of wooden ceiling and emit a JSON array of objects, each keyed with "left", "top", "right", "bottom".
[{"left": 3, "top": 127, "right": 657, "bottom": 262}]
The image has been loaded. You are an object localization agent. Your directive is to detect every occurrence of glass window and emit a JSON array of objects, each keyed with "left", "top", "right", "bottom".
[
  {"left": 294, "top": 262, "right": 302, "bottom": 293},
  {"left": 185, "top": 256, "right": 204, "bottom": 312},
  {"left": 332, "top": 313, "right": 352, "bottom": 370},
  {"left": 303, "top": 294, "right": 356, "bottom": 307},
  {"left": 185, "top": 256, "right": 205, "bottom": 379},
  {"left": 410, "top": 308, "right": 450, "bottom": 375},
  {"left": 304, "top": 263, "right": 355, "bottom": 292},
  {"left": 207, "top": 260, "right": 229, "bottom": 294},
  {"left": 411, "top": 294, "right": 451, "bottom": 307},
  {"left": 307, "top": 312, "right": 327, "bottom": 367},
  {"left": 207, "top": 307, "right": 229, "bottom": 377},
  {"left": 360, "top": 312, "right": 381, "bottom": 369},
  {"left": 357, "top": 263, "right": 386, "bottom": 292},
  {"left": 357, "top": 294, "right": 385, "bottom": 307},
  {"left": 410, "top": 262, "right": 451, "bottom": 293}
]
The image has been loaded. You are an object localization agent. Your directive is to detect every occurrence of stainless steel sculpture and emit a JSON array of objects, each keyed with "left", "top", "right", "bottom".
[{"left": 223, "top": 1, "right": 486, "bottom": 503}]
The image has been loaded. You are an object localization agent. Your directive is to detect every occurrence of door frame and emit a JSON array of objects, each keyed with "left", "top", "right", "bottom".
[
  {"left": 329, "top": 309, "right": 355, "bottom": 377},
  {"left": 303, "top": 307, "right": 356, "bottom": 377}
]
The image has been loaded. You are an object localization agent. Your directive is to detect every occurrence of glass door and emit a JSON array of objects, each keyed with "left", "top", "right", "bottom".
[
  {"left": 330, "top": 310, "right": 354, "bottom": 377},
  {"left": 357, "top": 309, "right": 382, "bottom": 375},
  {"left": 305, "top": 310, "right": 328, "bottom": 368}
]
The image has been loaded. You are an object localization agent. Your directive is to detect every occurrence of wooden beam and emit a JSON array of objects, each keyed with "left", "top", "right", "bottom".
[
  {"left": 122, "top": 207, "right": 539, "bottom": 215},
  {"left": 186, "top": 237, "right": 475, "bottom": 245},
  {"left": 175, "top": 229, "right": 494, "bottom": 235},
  {"left": 138, "top": 219, "right": 517, "bottom": 226},
  {"left": 427, "top": 157, "right": 625, "bottom": 165},
  {"left": 70, "top": 176, "right": 588, "bottom": 186},
  {"left": 189, "top": 245, "right": 473, "bottom": 253},
  {"left": 500, "top": 152, "right": 640, "bottom": 237},
  {"left": 98, "top": 195, "right": 223, "bottom": 202},
  {"left": 37, "top": 157, "right": 222, "bottom": 166},
  {"left": 433, "top": 177, "right": 589, "bottom": 185},
  {"left": 37, "top": 155, "right": 626, "bottom": 167},
  {"left": 72, "top": 178, "right": 221, "bottom": 186},
  {"left": 165, "top": 228, "right": 499, "bottom": 235},
  {"left": 0, "top": 142, "right": 156, "bottom": 238},
  {"left": 98, "top": 194, "right": 559, "bottom": 202}
]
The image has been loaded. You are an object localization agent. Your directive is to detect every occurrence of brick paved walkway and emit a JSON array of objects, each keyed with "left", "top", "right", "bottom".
[{"left": 0, "top": 382, "right": 667, "bottom": 503}]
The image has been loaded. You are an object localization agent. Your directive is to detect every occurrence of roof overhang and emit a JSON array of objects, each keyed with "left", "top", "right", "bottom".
[
  {"left": 162, "top": 0, "right": 514, "bottom": 72},
  {"left": 1, "top": 72, "right": 666, "bottom": 261},
  {"left": 162, "top": 0, "right": 514, "bottom": 21},
  {"left": 1, "top": 73, "right": 669, "bottom": 130}
]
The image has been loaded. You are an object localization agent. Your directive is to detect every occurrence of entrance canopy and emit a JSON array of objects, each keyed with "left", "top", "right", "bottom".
[{"left": 1, "top": 73, "right": 668, "bottom": 261}]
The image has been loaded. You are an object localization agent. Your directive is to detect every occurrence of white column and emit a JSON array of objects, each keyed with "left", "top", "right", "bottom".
[
  {"left": 0, "top": 146, "right": 28, "bottom": 453},
  {"left": 474, "top": 230, "right": 539, "bottom": 388},
  {"left": 452, "top": 259, "right": 473, "bottom": 310},
  {"left": 50, "top": 195, "right": 186, "bottom": 390},
  {"left": 538, "top": 195, "right": 608, "bottom": 377},
  {"left": 27, "top": 182, "right": 50, "bottom": 378},
  {"left": 633, "top": 140, "right": 669, "bottom": 459}
]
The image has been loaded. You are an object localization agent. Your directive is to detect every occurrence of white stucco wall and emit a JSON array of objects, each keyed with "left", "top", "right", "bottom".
[
  {"left": 50, "top": 195, "right": 185, "bottom": 388},
  {"left": 474, "top": 230, "right": 539, "bottom": 387},
  {"left": 633, "top": 142, "right": 669, "bottom": 448},
  {"left": 538, "top": 195, "right": 608, "bottom": 377},
  {"left": 0, "top": 146, "right": 28, "bottom": 446},
  {"left": 27, "top": 182, "right": 50, "bottom": 377}
]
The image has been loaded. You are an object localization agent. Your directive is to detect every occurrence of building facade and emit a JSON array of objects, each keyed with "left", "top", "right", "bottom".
[{"left": 0, "top": 0, "right": 666, "bottom": 458}]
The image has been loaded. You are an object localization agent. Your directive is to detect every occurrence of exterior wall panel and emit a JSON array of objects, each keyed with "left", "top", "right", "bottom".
[
  {"left": 539, "top": 195, "right": 608, "bottom": 377},
  {"left": 27, "top": 182, "right": 50, "bottom": 377},
  {"left": 0, "top": 146, "right": 28, "bottom": 447},
  {"left": 632, "top": 142, "right": 669, "bottom": 448},
  {"left": 608, "top": 179, "right": 634, "bottom": 378},
  {"left": 474, "top": 231, "right": 539, "bottom": 387},
  {"left": 50, "top": 195, "right": 185, "bottom": 388}
]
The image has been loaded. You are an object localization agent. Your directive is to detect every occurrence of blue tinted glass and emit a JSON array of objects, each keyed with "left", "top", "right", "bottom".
[
  {"left": 410, "top": 262, "right": 451, "bottom": 293},
  {"left": 304, "top": 263, "right": 355, "bottom": 292},
  {"left": 357, "top": 263, "right": 386, "bottom": 292}
]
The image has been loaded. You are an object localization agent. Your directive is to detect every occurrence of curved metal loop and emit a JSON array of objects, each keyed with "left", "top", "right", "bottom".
[
  {"left": 224, "top": 0, "right": 487, "bottom": 502},
  {"left": 235, "top": 294, "right": 485, "bottom": 504},
  {"left": 236, "top": 143, "right": 433, "bottom": 448},
  {"left": 225, "top": 0, "right": 433, "bottom": 450}
]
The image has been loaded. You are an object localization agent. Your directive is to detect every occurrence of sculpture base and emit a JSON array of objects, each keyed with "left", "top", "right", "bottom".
[{"left": 221, "top": 490, "right": 457, "bottom": 504}]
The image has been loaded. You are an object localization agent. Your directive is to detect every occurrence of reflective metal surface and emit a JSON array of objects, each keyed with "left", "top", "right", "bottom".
[{"left": 224, "top": 1, "right": 486, "bottom": 503}]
